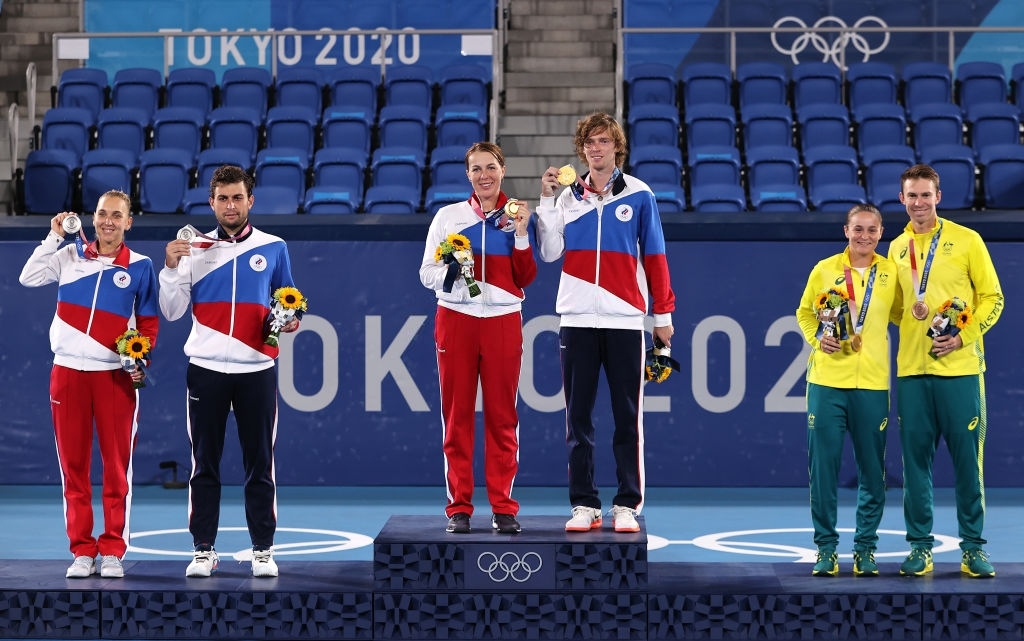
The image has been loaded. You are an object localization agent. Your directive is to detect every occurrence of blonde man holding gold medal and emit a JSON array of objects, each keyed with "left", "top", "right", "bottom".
[
  {"left": 796, "top": 204, "right": 900, "bottom": 577},
  {"left": 888, "top": 164, "right": 1004, "bottom": 578}
]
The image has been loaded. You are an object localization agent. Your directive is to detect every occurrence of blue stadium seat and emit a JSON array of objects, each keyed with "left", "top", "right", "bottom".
[
  {"left": 56, "top": 68, "right": 108, "bottom": 120},
  {"left": 434, "top": 107, "right": 487, "bottom": 149},
  {"left": 685, "top": 103, "right": 737, "bottom": 151},
  {"left": 902, "top": 62, "right": 953, "bottom": 113},
  {"left": 745, "top": 145, "right": 800, "bottom": 191},
  {"left": 110, "top": 67, "right": 163, "bottom": 121},
  {"left": 966, "top": 102, "right": 1021, "bottom": 159},
  {"left": 796, "top": 103, "right": 850, "bottom": 154},
  {"left": 274, "top": 67, "right": 324, "bottom": 115},
  {"left": 40, "top": 107, "right": 94, "bottom": 159},
  {"left": 1012, "top": 62, "right": 1024, "bottom": 114},
  {"left": 151, "top": 106, "right": 205, "bottom": 162},
  {"left": 845, "top": 62, "right": 899, "bottom": 112},
  {"left": 370, "top": 146, "right": 425, "bottom": 194},
  {"left": 628, "top": 144, "right": 683, "bottom": 186},
  {"left": 80, "top": 148, "right": 135, "bottom": 209},
  {"left": 165, "top": 67, "right": 216, "bottom": 114},
  {"left": 680, "top": 62, "right": 732, "bottom": 108},
  {"left": 383, "top": 65, "right": 434, "bottom": 110},
  {"left": 861, "top": 144, "right": 916, "bottom": 212},
  {"left": 327, "top": 66, "right": 380, "bottom": 115},
  {"left": 919, "top": 143, "right": 976, "bottom": 210},
  {"left": 690, "top": 183, "right": 746, "bottom": 213},
  {"left": 437, "top": 63, "right": 490, "bottom": 109},
  {"left": 791, "top": 62, "right": 842, "bottom": 110},
  {"left": 736, "top": 62, "right": 788, "bottom": 109},
  {"left": 181, "top": 186, "right": 212, "bottom": 215},
  {"left": 378, "top": 105, "right": 431, "bottom": 153},
  {"left": 740, "top": 103, "right": 793, "bottom": 151},
  {"left": 852, "top": 103, "right": 907, "bottom": 155},
  {"left": 424, "top": 183, "right": 472, "bottom": 215},
  {"left": 648, "top": 183, "right": 687, "bottom": 213},
  {"left": 206, "top": 106, "right": 262, "bottom": 165},
  {"left": 320, "top": 107, "right": 373, "bottom": 156},
  {"left": 687, "top": 145, "right": 741, "bottom": 188},
  {"left": 255, "top": 147, "right": 309, "bottom": 206},
  {"left": 627, "top": 103, "right": 681, "bottom": 148},
  {"left": 364, "top": 184, "right": 421, "bottom": 214},
  {"left": 626, "top": 62, "right": 678, "bottom": 108},
  {"left": 196, "top": 147, "right": 252, "bottom": 187},
  {"left": 430, "top": 145, "right": 467, "bottom": 186},
  {"left": 21, "top": 149, "right": 79, "bottom": 214},
  {"left": 96, "top": 107, "right": 149, "bottom": 160},
  {"left": 264, "top": 105, "right": 318, "bottom": 161},
  {"left": 750, "top": 183, "right": 807, "bottom": 212},
  {"left": 313, "top": 147, "right": 368, "bottom": 203},
  {"left": 909, "top": 102, "right": 964, "bottom": 158},
  {"left": 137, "top": 148, "right": 194, "bottom": 214},
  {"left": 251, "top": 185, "right": 301, "bottom": 214},
  {"left": 956, "top": 61, "right": 1007, "bottom": 114},
  {"left": 220, "top": 66, "right": 272, "bottom": 118},
  {"left": 979, "top": 143, "right": 1024, "bottom": 209},
  {"left": 803, "top": 144, "right": 859, "bottom": 202},
  {"left": 304, "top": 186, "right": 359, "bottom": 214},
  {"left": 810, "top": 183, "right": 868, "bottom": 212}
]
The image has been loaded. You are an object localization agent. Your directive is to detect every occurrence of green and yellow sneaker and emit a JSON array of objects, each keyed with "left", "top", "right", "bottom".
[
  {"left": 961, "top": 549, "right": 995, "bottom": 578},
  {"left": 899, "top": 547, "right": 933, "bottom": 576},
  {"left": 812, "top": 548, "right": 839, "bottom": 577},
  {"left": 853, "top": 549, "right": 879, "bottom": 577}
]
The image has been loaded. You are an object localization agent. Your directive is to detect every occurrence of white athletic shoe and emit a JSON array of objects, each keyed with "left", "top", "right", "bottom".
[
  {"left": 66, "top": 555, "right": 98, "bottom": 578},
  {"left": 100, "top": 555, "right": 125, "bottom": 578},
  {"left": 185, "top": 548, "right": 219, "bottom": 577},
  {"left": 611, "top": 505, "right": 640, "bottom": 533},
  {"left": 251, "top": 547, "right": 278, "bottom": 578},
  {"left": 565, "top": 506, "right": 603, "bottom": 532}
]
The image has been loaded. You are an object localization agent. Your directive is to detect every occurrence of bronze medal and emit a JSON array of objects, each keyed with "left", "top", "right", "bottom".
[
  {"left": 911, "top": 300, "right": 929, "bottom": 321},
  {"left": 851, "top": 334, "right": 862, "bottom": 352}
]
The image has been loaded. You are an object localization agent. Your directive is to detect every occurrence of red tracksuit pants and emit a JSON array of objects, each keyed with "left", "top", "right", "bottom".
[
  {"left": 50, "top": 364, "right": 138, "bottom": 559},
  {"left": 435, "top": 306, "right": 522, "bottom": 517}
]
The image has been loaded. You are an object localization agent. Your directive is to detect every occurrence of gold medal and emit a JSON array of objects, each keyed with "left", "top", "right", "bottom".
[
  {"left": 506, "top": 199, "right": 519, "bottom": 215},
  {"left": 556, "top": 165, "right": 576, "bottom": 186},
  {"left": 851, "top": 334, "right": 862, "bottom": 352},
  {"left": 911, "top": 300, "right": 930, "bottom": 321}
]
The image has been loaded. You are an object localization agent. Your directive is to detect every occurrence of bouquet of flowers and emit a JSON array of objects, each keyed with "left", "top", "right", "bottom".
[
  {"left": 814, "top": 287, "right": 850, "bottom": 341},
  {"left": 927, "top": 296, "right": 971, "bottom": 339},
  {"left": 115, "top": 329, "right": 151, "bottom": 389},
  {"left": 645, "top": 339, "right": 681, "bottom": 383},
  {"left": 266, "top": 286, "right": 308, "bottom": 347},
  {"left": 435, "top": 233, "right": 481, "bottom": 297}
]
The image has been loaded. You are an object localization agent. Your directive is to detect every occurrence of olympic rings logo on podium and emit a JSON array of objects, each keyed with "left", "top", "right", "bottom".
[
  {"left": 771, "top": 16, "right": 890, "bottom": 66},
  {"left": 476, "top": 551, "right": 543, "bottom": 583}
]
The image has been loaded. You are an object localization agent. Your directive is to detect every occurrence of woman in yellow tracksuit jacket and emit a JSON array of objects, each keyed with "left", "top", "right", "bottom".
[{"left": 796, "top": 204, "right": 901, "bottom": 577}]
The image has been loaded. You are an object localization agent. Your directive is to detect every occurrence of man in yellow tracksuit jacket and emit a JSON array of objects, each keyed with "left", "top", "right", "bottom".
[{"left": 889, "top": 164, "right": 1004, "bottom": 578}]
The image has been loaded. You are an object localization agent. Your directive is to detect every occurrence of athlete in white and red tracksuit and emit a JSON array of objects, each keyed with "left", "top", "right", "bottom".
[
  {"left": 537, "top": 113, "right": 675, "bottom": 533},
  {"left": 419, "top": 142, "right": 537, "bottom": 534},
  {"left": 19, "top": 191, "right": 159, "bottom": 577}
]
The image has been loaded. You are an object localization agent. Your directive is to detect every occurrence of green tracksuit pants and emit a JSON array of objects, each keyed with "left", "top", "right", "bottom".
[
  {"left": 896, "top": 374, "right": 987, "bottom": 551},
  {"left": 807, "top": 383, "right": 889, "bottom": 552}
]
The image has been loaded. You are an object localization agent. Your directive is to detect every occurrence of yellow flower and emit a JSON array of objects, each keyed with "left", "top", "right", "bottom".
[
  {"left": 957, "top": 310, "right": 972, "bottom": 328},
  {"left": 126, "top": 336, "right": 151, "bottom": 360},
  {"left": 274, "top": 286, "right": 307, "bottom": 311},
  {"left": 447, "top": 233, "right": 470, "bottom": 250},
  {"left": 434, "top": 247, "right": 443, "bottom": 262},
  {"left": 815, "top": 292, "right": 828, "bottom": 309}
]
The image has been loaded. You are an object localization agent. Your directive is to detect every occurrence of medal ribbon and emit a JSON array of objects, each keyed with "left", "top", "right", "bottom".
[
  {"left": 189, "top": 223, "right": 252, "bottom": 248},
  {"left": 570, "top": 167, "right": 621, "bottom": 200},
  {"left": 843, "top": 264, "right": 877, "bottom": 336},
  {"left": 908, "top": 220, "right": 943, "bottom": 305},
  {"left": 72, "top": 227, "right": 128, "bottom": 267},
  {"left": 469, "top": 192, "right": 515, "bottom": 230}
]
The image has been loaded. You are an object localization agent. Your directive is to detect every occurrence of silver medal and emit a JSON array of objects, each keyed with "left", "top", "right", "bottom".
[
  {"left": 61, "top": 214, "right": 81, "bottom": 235},
  {"left": 176, "top": 225, "right": 197, "bottom": 242}
]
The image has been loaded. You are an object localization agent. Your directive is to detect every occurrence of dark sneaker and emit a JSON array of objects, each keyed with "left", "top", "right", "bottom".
[
  {"left": 899, "top": 547, "right": 933, "bottom": 576},
  {"left": 812, "top": 548, "right": 838, "bottom": 576},
  {"left": 961, "top": 549, "right": 995, "bottom": 578},
  {"left": 853, "top": 549, "right": 878, "bottom": 577},
  {"left": 492, "top": 513, "right": 521, "bottom": 534},
  {"left": 446, "top": 512, "right": 471, "bottom": 533}
]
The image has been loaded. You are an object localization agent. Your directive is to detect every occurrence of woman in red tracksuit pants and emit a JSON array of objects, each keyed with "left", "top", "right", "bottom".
[{"left": 419, "top": 142, "right": 537, "bottom": 535}]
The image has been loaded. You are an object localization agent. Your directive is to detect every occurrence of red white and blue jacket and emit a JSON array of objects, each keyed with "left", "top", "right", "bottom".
[
  {"left": 20, "top": 231, "right": 160, "bottom": 370},
  {"left": 535, "top": 172, "right": 675, "bottom": 330},
  {"left": 159, "top": 226, "right": 296, "bottom": 373}
]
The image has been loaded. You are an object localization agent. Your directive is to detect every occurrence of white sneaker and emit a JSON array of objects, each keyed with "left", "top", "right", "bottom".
[
  {"left": 66, "top": 555, "right": 97, "bottom": 578},
  {"left": 100, "top": 555, "right": 124, "bottom": 578},
  {"left": 185, "top": 548, "right": 219, "bottom": 577},
  {"left": 611, "top": 505, "right": 640, "bottom": 533},
  {"left": 252, "top": 547, "right": 278, "bottom": 578},
  {"left": 565, "top": 506, "right": 603, "bottom": 532}
]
